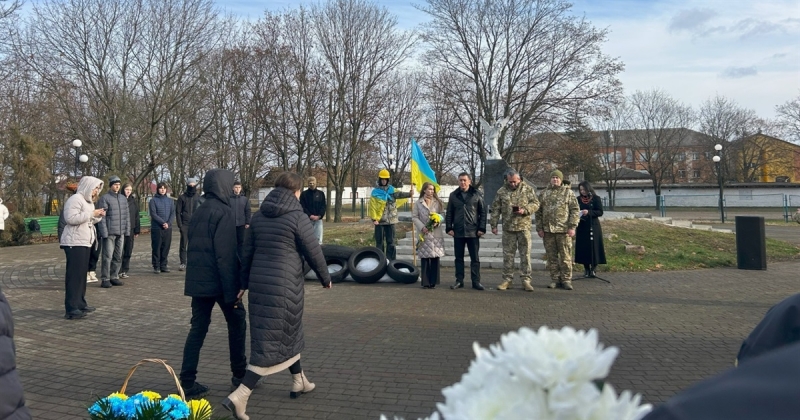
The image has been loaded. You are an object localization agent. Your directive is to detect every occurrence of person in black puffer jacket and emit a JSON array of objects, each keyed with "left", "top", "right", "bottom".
[
  {"left": 0, "top": 287, "right": 32, "bottom": 419},
  {"left": 222, "top": 172, "right": 332, "bottom": 420},
  {"left": 119, "top": 183, "right": 141, "bottom": 279},
  {"left": 178, "top": 169, "right": 247, "bottom": 399}
]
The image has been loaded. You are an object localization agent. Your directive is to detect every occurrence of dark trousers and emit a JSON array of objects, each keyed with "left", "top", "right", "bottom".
[
  {"left": 453, "top": 237, "right": 481, "bottom": 284},
  {"left": 63, "top": 246, "right": 90, "bottom": 313},
  {"left": 235, "top": 225, "right": 245, "bottom": 259},
  {"left": 180, "top": 296, "right": 247, "bottom": 386},
  {"left": 88, "top": 239, "right": 102, "bottom": 271},
  {"left": 151, "top": 227, "right": 172, "bottom": 270},
  {"left": 421, "top": 257, "right": 440, "bottom": 287},
  {"left": 374, "top": 224, "right": 396, "bottom": 260},
  {"left": 121, "top": 235, "right": 135, "bottom": 273},
  {"left": 179, "top": 225, "right": 189, "bottom": 265}
]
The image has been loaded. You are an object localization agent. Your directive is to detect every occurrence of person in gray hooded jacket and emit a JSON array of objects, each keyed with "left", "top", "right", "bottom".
[{"left": 97, "top": 175, "right": 130, "bottom": 288}]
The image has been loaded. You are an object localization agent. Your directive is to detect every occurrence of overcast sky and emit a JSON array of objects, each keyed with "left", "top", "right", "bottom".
[{"left": 220, "top": 0, "right": 800, "bottom": 119}]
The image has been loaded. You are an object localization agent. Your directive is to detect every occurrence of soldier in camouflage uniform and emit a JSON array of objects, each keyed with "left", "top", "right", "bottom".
[
  {"left": 490, "top": 171, "right": 540, "bottom": 291},
  {"left": 535, "top": 169, "right": 580, "bottom": 290}
]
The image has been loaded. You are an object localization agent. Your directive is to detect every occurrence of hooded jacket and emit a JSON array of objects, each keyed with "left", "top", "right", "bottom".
[
  {"left": 60, "top": 176, "right": 104, "bottom": 248},
  {"left": 0, "top": 288, "right": 31, "bottom": 420},
  {"left": 240, "top": 186, "right": 331, "bottom": 367},
  {"left": 445, "top": 185, "right": 487, "bottom": 238},
  {"left": 184, "top": 169, "right": 240, "bottom": 303},
  {"left": 0, "top": 198, "right": 8, "bottom": 231},
  {"left": 176, "top": 185, "right": 203, "bottom": 228}
]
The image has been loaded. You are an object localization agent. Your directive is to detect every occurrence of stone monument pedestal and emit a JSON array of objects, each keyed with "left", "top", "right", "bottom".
[{"left": 483, "top": 159, "right": 513, "bottom": 208}]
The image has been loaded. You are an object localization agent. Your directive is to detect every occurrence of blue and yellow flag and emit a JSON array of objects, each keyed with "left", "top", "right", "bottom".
[{"left": 410, "top": 139, "right": 439, "bottom": 192}]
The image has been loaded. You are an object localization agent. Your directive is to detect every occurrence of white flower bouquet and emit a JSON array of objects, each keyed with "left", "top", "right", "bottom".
[{"left": 382, "top": 326, "right": 652, "bottom": 420}]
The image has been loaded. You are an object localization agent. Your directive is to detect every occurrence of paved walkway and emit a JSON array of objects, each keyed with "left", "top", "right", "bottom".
[{"left": 2, "top": 235, "right": 798, "bottom": 419}]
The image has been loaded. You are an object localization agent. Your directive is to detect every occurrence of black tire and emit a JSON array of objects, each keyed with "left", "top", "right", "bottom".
[
  {"left": 325, "top": 256, "right": 349, "bottom": 283},
  {"left": 386, "top": 260, "right": 420, "bottom": 284},
  {"left": 348, "top": 247, "right": 388, "bottom": 284},
  {"left": 321, "top": 244, "right": 357, "bottom": 261}
]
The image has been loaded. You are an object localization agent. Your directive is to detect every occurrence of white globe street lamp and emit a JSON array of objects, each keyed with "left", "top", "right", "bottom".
[{"left": 713, "top": 144, "right": 724, "bottom": 223}]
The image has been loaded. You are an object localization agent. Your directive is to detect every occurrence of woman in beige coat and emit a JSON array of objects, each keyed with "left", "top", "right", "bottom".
[
  {"left": 412, "top": 182, "right": 445, "bottom": 288},
  {"left": 60, "top": 176, "right": 105, "bottom": 319}
]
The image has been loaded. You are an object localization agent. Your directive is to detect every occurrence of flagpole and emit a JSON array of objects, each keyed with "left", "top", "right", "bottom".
[{"left": 410, "top": 183, "right": 416, "bottom": 267}]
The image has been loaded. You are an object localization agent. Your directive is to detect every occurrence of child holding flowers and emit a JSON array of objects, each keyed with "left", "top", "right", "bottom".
[{"left": 412, "top": 182, "right": 445, "bottom": 289}]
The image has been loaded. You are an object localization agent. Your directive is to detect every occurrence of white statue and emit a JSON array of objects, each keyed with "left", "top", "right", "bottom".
[{"left": 479, "top": 116, "right": 509, "bottom": 160}]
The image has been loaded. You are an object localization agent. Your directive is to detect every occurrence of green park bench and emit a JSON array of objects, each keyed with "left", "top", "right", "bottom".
[{"left": 23, "top": 211, "right": 151, "bottom": 239}]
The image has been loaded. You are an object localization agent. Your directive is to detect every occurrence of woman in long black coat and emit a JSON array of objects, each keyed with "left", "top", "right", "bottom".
[
  {"left": 223, "top": 172, "right": 332, "bottom": 420},
  {"left": 574, "top": 181, "right": 606, "bottom": 278}
]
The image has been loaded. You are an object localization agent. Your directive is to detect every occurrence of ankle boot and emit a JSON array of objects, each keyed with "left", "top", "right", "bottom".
[
  {"left": 589, "top": 265, "right": 597, "bottom": 278},
  {"left": 472, "top": 281, "right": 485, "bottom": 291},
  {"left": 583, "top": 267, "right": 590, "bottom": 278},
  {"left": 450, "top": 280, "right": 464, "bottom": 289},
  {"left": 290, "top": 371, "right": 316, "bottom": 398},
  {"left": 497, "top": 280, "right": 512, "bottom": 290},
  {"left": 522, "top": 280, "right": 534, "bottom": 292},
  {"left": 222, "top": 385, "right": 252, "bottom": 420}
]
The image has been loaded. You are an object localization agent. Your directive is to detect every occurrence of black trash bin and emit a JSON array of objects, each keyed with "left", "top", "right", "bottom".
[{"left": 735, "top": 216, "right": 767, "bottom": 270}]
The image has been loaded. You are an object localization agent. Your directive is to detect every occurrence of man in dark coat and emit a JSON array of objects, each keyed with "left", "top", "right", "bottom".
[
  {"left": 643, "top": 341, "right": 800, "bottom": 420},
  {"left": 0, "top": 287, "right": 31, "bottom": 419},
  {"left": 178, "top": 169, "right": 247, "bottom": 399},
  {"left": 445, "top": 172, "right": 487, "bottom": 290},
  {"left": 176, "top": 177, "right": 202, "bottom": 271},
  {"left": 736, "top": 292, "right": 800, "bottom": 365},
  {"left": 299, "top": 176, "right": 326, "bottom": 244},
  {"left": 230, "top": 181, "right": 251, "bottom": 259}
]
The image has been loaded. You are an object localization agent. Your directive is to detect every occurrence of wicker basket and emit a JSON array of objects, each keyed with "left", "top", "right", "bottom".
[{"left": 119, "top": 358, "right": 186, "bottom": 401}]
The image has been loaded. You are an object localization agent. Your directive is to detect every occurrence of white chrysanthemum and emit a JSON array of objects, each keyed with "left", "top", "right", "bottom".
[
  {"left": 585, "top": 384, "right": 653, "bottom": 420},
  {"left": 478, "top": 326, "right": 619, "bottom": 389},
  {"left": 379, "top": 414, "right": 440, "bottom": 420},
  {"left": 437, "top": 367, "right": 552, "bottom": 420}
]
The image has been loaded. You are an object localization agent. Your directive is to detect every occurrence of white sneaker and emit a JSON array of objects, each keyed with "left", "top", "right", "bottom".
[{"left": 87, "top": 271, "right": 98, "bottom": 283}]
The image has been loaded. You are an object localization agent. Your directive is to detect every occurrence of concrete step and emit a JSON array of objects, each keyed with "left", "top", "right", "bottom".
[{"left": 390, "top": 255, "right": 549, "bottom": 270}]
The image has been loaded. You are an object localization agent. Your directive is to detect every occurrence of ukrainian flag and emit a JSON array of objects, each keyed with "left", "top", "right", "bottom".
[
  {"left": 410, "top": 139, "right": 439, "bottom": 192},
  {"left": 369, "top": 185, "right": 396, "bottom": 221}
]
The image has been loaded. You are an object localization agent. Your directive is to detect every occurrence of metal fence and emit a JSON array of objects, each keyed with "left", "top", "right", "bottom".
[{"left": 606, "top": 193, "right": 793, "bottom": 222}]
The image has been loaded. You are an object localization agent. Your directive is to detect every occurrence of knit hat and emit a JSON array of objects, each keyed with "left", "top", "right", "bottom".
[
  {"left": 108, "top": 175, "right": 122, "bottom": 185},
  {"left": 187, "top": 177, "right": 198, "bottom": 185},
  {"left": 550, "top": 169, "right": 563, "bottom": 180}
]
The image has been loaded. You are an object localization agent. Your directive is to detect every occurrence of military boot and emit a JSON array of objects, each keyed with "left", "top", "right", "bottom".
[
  {"left": 562, "top": 281, "right": 574, "bottom": 290},
  {"left": 496, "top": 280, "right": 512, "bottom": 290},
  {"left": 522, "top": 280, "right": 534, "bottom": 292}
]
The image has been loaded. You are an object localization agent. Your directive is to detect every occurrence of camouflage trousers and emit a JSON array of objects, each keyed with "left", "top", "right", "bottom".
[
  {"left": 501, "top": 230, "right": 531, "bottom": 283},
  {"left": 543, "top": 232, "right": 572, "bottom": 282}
]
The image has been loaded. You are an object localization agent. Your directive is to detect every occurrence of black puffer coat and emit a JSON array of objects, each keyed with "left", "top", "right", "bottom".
[
  {"left": 0, "top": 289, "right": 31, "bottom": 419},
  {"left": 240, "top": 187, "right": 331, "bottom": 367},
  {"left": 184, "top": 169, "right": 241, "bottom": 304}
]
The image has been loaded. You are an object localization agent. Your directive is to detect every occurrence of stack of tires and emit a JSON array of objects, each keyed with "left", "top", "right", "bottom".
[{"left": 304, "top": 245, "right": 420, "bottom": 284}]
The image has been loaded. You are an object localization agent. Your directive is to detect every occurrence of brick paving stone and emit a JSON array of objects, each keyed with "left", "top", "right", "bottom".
[{"left": 1, "top": 231, "right": 799, "bottom": 419}]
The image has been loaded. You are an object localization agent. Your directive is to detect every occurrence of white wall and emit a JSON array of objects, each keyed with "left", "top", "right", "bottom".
[{"left": 595, "top": 185, "right": 799, "bottom": 207}]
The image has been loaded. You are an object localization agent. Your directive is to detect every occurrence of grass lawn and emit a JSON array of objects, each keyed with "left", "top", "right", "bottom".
[{"left": 601, "top": 219, "right": 800, "bottom": 272}]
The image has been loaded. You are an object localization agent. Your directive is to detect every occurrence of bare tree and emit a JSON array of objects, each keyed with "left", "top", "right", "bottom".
[
  {"left": 697, "top": 95, "right": 762, "bottom": 183},
  {"left": 776, "top": 92, "right": 800, "bottom": 144},
  {"left": 625, "top": 89, "right": 694, "bottom": 208},
  {"left": 419, "top": 0, "right": 623, "bottom": 171},
  {"left": 15, "top": 0, "right": 225, "bottom": 187},
  {"left": 312, "top": 0, "right": 416, "bottom": 222}
]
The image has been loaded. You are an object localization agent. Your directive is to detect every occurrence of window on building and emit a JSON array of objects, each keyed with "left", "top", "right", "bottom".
[
  {"left": 692, "top": 152, "right": 699, "bottom": 161},
  {"left": 350, "top": 191, "right": 359, "bottom": 199},
  {"left": 677, "top": 152, "right": 686, "bottom": 161},
  {"left": 626, "top": 150, "right": 633, "bottom": 162},
  {"left": 704, "top": 152, "right": 712, "bottom": 160},
  {"left": 692, "top": 170, "right": 700, "bottom": 178},
  {"left": 678, "top": 170, "right": 686, "bottom": 178}
]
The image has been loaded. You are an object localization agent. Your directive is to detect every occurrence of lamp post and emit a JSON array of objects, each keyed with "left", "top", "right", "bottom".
[
  {"left": 387, "top": 153, "right": 396, "bottom": 186},
  {"left": 71, "top": 139, "right": 88, "bottom": 177},
  {"left": 712, "top": 143, "right": 724, "bottom": 223}
]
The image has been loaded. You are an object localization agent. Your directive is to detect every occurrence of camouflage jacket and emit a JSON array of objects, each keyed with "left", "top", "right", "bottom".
[
  {"left": 490, "top": 181, "right": 539, "bottom": 232},
  {"left": 534, "top": 185, "right": 580, "bottom": 233}
]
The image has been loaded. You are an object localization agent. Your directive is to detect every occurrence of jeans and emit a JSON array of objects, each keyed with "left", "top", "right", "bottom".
[
  {"left": 121, "top": 235, "right": 135, "bottom": 273},
  {"left": 311, "top": 219, "right": 323, "bottom": 244},
  {"left": 374, "top": 224, "right": 396, "bottom": 260},
  {"left": 151, "top": 227, "right": 172, "bottom": 270},
  {"left": 179, "top": 296, "right": 248, "bottom": 386},
  {"left": 63, "top": 246, "right": 90, "bottom": 313},
  {"left": 100, "top": 235, "right": 124, "bottom": 281},
  {"left": 179, "top": 225, "right": 189, "bottom": 265},
  {"left": 453, "top": 237, "right": 481, "bottom": 284}
]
